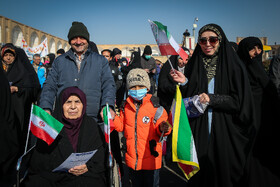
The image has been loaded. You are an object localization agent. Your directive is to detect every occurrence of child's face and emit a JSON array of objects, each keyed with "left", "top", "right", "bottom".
[{"left": 130, "top": 85, "right": 147, "bottom": 90}]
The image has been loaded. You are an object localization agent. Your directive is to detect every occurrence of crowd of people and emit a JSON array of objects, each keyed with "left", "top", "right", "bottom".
[{"left": 0, "top": 21, "right": 280, "bottom": 187}]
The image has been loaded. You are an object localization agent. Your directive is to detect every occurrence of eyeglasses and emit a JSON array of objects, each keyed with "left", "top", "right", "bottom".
[{"left": 199, "top": 36, "right": 219, "bottom": 45}]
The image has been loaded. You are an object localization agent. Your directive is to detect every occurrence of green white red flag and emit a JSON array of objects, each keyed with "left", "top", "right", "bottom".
[
  {"left": 170, "top": 85, "right": 200, "bottom": 180},
  {"left": 103, "top": 103, "right": 112, "bottom": 152},
  {"left": 29, "top": 104, "right": 64, "bottom": 145},
  {"left": 148, "top": 20, "right": 189, "bottom": 61}
]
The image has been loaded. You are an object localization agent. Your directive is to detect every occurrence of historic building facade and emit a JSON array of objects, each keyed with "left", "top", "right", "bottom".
[{"left": 0, "top": 15, "right": 69, "bottom": 53}]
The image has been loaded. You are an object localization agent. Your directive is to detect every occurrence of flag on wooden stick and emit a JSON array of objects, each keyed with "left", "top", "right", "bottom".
[
  {"left": 148, "top": 20, "right": 189, "bottom": 61},
  {"left": 29, "top": 104, "right": 63, "bottom": 145}
]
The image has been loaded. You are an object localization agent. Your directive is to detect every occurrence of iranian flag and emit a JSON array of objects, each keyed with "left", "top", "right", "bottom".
[
  {"left": 29, "top": 104, "right": 64, "bottom": 145},
  {"left": 148, "top": 20, "right": 189, "bottom": 61},
  {"left": 103, "top": 103, "right": 113, "bottom": 152},
  {"left": 170, "top": 85, "right": 199, "bottom": 180}
]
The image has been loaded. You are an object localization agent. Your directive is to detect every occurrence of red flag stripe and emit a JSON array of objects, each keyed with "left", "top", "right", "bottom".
[
  {"left": 30, "top": 122, "right": 55, "bottom": 145},
  {"left": 158, "top": 44, "right": 178, "bottom": 56}
]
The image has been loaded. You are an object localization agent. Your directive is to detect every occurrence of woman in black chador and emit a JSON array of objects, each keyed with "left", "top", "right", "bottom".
[
  {"left": 23, "top": 87, "right": 107, "bottom": 187},
  {"left": 237, "top": 37, "right": 280, "bottom": 187},
  {"left": 170, "top": 24, "right": 256, "bottom": 187},
  {"left": 0, "top": 67, "right": 19, "bottom": 186},
  {"left": 1, "top": 43, "right": 40, "bottom": 153}
]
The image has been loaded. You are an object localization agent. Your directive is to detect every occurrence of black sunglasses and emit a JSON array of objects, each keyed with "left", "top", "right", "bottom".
[{"left": 199, "top": 36, "right": 219, "bottom": 45}]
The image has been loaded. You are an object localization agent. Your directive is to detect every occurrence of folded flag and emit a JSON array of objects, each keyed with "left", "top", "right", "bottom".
[
  {"left": 170, "top": 85, "right": 200, "bottom": 180},
  {"left": 103, "top": 103, "right": 113, "bottom": 152},
  {"left": 148, "top": 20, "right": 189, "bottom": 61},
  {"left": 29, "top": 104, "right": 63, "bottom": 145}
]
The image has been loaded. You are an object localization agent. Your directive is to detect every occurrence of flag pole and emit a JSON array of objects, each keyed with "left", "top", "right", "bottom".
[
  {"left": 106, "top": 103, "right": 114, "bottom": 186},
  {"left": 24, "top": 104, "right": 34, "bottom": 154},
  {"left": 106, "top": 103, "right": 111, "bottom": 153},
  {"left": 166, "top": 55, "right": 176, "bottom": 74}
]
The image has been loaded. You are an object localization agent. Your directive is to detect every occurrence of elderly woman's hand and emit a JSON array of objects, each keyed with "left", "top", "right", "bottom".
[
  {"left": 68, "top": 164, "right": 88, "bottom": 176},
  {"left": 170, "top": 69, "right": 187, "bottom": 84}
]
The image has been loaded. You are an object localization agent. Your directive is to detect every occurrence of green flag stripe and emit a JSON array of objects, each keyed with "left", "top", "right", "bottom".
[
  {"left": 103, "top": 107, "right": 108, "bottom": 125},
  {"left": 177, "top": 94, "right": 192, "bottom": 161},
  {"left": 32, "top": 105, "right": 63, "bottom": 132},
  {"left": 154, "top": 21, "right": 171, "bottom": 39}
]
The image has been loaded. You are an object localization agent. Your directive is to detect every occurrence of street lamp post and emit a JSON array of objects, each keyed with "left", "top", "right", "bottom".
[{"left": 193, "top": 17, "right": 198, "bottom": 43}]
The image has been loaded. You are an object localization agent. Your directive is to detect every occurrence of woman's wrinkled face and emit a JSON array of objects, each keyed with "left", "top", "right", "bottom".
[
  {"left": 199, "top": 31, "right": 220, "bottom": 56},
  {"left": 3, "top": 52, "right": 15, "bottom": 64},
  {"left": 63, "top": 95, "right": 83, "bottom": 119}
]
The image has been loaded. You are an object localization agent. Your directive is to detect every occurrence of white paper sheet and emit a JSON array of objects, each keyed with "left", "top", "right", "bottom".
[{"left": 52, "top": 150, "right": 97, "bottom": 172}]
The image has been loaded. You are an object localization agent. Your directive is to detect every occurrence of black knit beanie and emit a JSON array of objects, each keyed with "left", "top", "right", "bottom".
[
  {"left": 143, "top": 45, "right": 152, "bottom": 55},
  {"left": 67, "top": 22, "right": 90, "bottom": 43}
]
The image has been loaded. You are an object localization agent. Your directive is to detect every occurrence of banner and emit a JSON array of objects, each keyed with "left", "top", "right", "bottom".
[{"left": 21, "top": 37, "right": 49, "bottom": 58}]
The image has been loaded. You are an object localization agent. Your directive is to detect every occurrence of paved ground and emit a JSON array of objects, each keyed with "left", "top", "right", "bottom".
[
  {"left": 118, "top": 132, "right": 188, "bottom": 187},
  {"left": 119, "top": 158, "right": 188, "bottom": 187}
]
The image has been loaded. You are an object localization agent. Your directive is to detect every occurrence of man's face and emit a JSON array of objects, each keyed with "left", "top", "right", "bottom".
[
  {"left": 102, "top": 51, "right": 111, "bottom": 61},
  {"left": 70, "top": 37, "right": 88, "bottom": 55},
  {"left": 33, "top": 56, "right": 41, "bottom": 65}
]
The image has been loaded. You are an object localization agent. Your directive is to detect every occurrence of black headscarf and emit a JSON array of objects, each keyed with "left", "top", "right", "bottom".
[
  {"left": 121, "top": 48, "right": 142, "bottom": 78},
  {"left": 0, "top": 68, "right": 13, "bottom": 123},
  {"left": 0, "top": 43, "right": 40, "bottom": 89},
  {"left": 53, "top": 87, "right": 87, "bottom": 152},
  {"left": 143, "top": 45, "right": 152, "bottom": 55},
  {"left": 237, "top": 37, "right": 268, "bottom": 89},
  {"left": 237, "top": 37, "right": 280, "bottom": 185},
  {"left": 158, "top": 55, "right": 179, "bottom": 111},
  {"left": 47, "top": 53, "right": 55, "bottom": 66},
  {"left": 182, "top": 24, "right": 255, "bottom": 187},
  {"left": 0, "top": 67, "right": 19, "bottom": 178},
  {"left": 89, "top": 41, "right": 99, "bottom": 54},
  {"left": 1, "top": 44, "right": 40, "bottom": 155}
]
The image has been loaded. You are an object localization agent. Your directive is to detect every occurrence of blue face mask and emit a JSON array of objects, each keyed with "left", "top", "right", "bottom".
[
  {"left": 128, "top": 88, "right": 147, "bottom": 101},
  {"left": 145, "top": 55, "right": 152, "bottom": 60}
]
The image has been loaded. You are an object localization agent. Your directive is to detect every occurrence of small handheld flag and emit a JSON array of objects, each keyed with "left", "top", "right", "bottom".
[
  {"left": 148, "top": 20, "right": 189, "bottom": 62},
  {"left": 103, "top": 103, "right": 113, "bottom": 153},
  {"left": 28, "top": 104, "right": 64, "bottom": 146}
]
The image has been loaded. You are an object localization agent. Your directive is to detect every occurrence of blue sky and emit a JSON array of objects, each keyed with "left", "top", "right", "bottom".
[{"left": 0, "top": 0, "right": 279, "bottom": 45}]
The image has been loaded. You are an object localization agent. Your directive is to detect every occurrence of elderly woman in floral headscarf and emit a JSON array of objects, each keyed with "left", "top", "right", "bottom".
[{"left": 170, "top": 24, "right": 256, "bottom": 187}]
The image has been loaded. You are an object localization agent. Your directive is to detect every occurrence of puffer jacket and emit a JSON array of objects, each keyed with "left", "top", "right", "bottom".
[
  {"left": 39, "top": 48, "right": 116, "bottom": 120},
  {"left": 114, "top": 94, "right": 171, "bottom": 170},
  {"left": 30, "top": 61, "right": 46, "bottom": 88}
]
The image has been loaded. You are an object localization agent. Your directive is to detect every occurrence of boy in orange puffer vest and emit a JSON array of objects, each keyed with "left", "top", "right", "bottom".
[{"left": 113, "top": 68, "right": 171, "bottom": 187}]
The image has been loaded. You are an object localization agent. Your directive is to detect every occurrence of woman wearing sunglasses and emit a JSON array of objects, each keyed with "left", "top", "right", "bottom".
[{"left": 170, "top": 24, "right": 256, "bottom": 187}]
